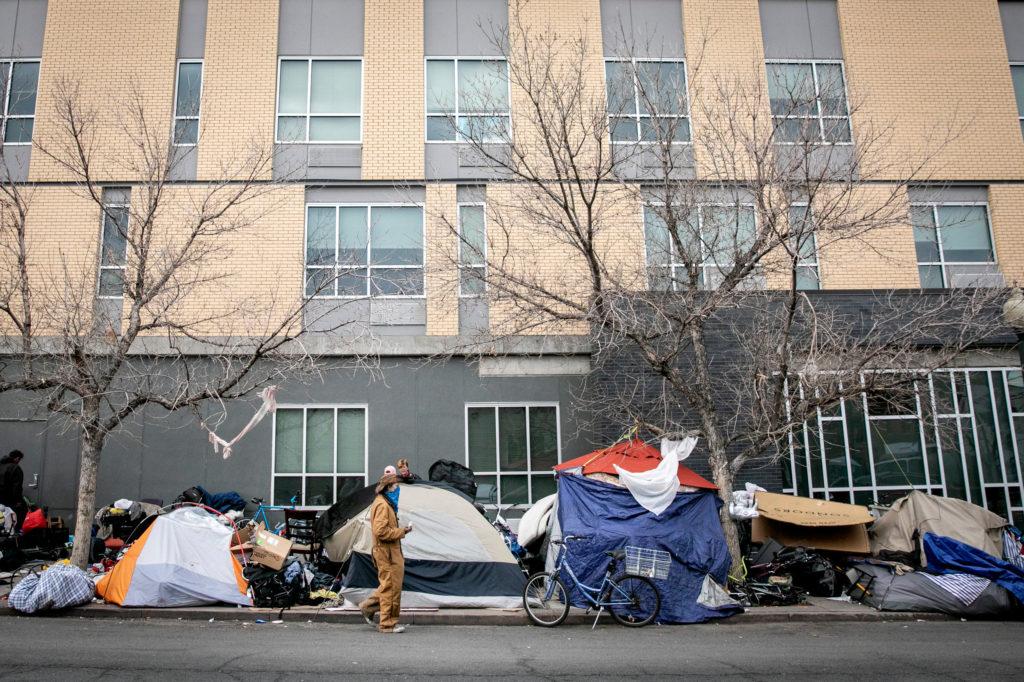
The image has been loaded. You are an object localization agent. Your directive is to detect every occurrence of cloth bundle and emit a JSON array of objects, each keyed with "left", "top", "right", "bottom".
[
  {"left": 8, "top": 563, "right": 95, "bottom": 614},
  {"left": 729, "top": 482, "right": 766, "bottom": 520}
]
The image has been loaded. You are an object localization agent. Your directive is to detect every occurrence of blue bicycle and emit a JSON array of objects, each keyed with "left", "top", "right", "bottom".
[
  {"left": 244, "top": 495, "right": 297, "bottom": 535},
  {"left": 523, "top": 535, "right": 661, "bottom": 627}
]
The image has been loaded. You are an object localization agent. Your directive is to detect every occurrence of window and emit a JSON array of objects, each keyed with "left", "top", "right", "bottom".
[
  {"left": 789, "top": 205, "right": 820, "bottom": 290},
  {"left": 276, "top": 58, "right": 362, "bottom": 143},
  {"left": 97, "top": 192, "right": 130, "bottom": 299},
  {"left": 784, "top": 369, "right": 1024, "bottom": 524},
  {"left": 766, "top": 61, "right": 850, "bottom": 144},
  {"left": 644, "top": 204, "right": 757, "bottom": 290},
  {"left": 605, "top": 59, "right": 690, "bottom": 143},
  {"left": 466, "top": 403, "right": 561, "bottom": 506},
  {"left": 1, "top": 60, "right": 40, "bottom": 144},
  {"left": 458, "top": 203, "right": 486, "bottom": 296},
  {"left": 272, "top": 405, "right": 367, "bottom": 507},
  {"left": 425, "top": 58, "right": 510, "bottom": 142},
  {"left": 305, "top": 204, "right": 424, "bottom": 298},
  {"left": 1011, "top": 63, "right": 1024, "bottom": 139},
  {"left": 173, "top": 60, "right": 203, "bottom": 146},
  {"left": 912, "top": 203, "right": 996, "bottom": 288}
]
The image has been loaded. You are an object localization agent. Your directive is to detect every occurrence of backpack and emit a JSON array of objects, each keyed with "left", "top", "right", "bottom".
[{"left": 244, "top": 561, "right": 305, "bottom": 609}]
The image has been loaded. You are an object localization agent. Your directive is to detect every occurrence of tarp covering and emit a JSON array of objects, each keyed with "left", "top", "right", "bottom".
[
  {"left": 850, "top": 561, "right": 1017, "bottom": 617},
  {"left": 871, "top": 491, "right": 1008, "bottom": 564},
  {"left": 923, "top": 532, "right": 1024, "bottom": 602},
  {"left": 556, "top": 473, "right": 741, "bottom": 624},
  {"left": 554, "top": 440, "right": 717, "bottom": 490}
]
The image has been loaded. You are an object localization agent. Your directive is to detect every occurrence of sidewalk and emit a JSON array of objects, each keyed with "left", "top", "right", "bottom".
[{"left": 0, "top": 596, "right": 953, "bottom": 625}]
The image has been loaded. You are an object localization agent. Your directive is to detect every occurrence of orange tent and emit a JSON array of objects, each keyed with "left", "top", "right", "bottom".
[{"left": 554, "top": 439, "right": 717, "bottom": 490}]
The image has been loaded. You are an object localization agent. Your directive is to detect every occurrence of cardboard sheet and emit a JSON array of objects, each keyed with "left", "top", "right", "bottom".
[
  {"left": 755, "top": 492, "right": 874, "bottom": 527},
  {"left": 752, "top": 492, "right": 873, "bottom": 553}
]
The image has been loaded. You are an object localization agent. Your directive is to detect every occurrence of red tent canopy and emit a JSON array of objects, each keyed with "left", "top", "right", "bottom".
[{"left": 554, "top": 439, "right": 717, "bottom": 490}]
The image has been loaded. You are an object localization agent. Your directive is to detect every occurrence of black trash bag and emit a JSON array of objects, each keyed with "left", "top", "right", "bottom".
[
  {"left": 244, "top": 562, "right": 304, "bottom": 609},
  {"left": 428, "top": 459, "right": 477, "bottom": 498},
  {"left": 175, "top": 486, "right": 204, "bottom": 505}
]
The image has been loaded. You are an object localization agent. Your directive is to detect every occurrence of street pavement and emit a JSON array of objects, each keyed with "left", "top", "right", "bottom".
[{"left": 0, "top": 617, "right": 1021, "bottom": 680}]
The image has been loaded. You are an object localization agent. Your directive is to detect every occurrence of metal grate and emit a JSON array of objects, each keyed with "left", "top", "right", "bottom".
[{"left": 624, "top": 546, "right": 671, "bottom": 580}]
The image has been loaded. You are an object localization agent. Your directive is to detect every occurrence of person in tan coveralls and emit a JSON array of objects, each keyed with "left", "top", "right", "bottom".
[{"left": 358, "top": 473, "right": 413, "bottom": 633}]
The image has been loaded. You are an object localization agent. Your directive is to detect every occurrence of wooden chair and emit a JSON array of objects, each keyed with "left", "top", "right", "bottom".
[{"left": 283, "top": 509, "right": 319, "bottom": 557}]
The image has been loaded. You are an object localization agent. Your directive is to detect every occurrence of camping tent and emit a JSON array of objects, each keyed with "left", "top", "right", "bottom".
[
  {"left": 321, "top": 482, "right": 526, "bottom": 608},
  {"left": 554, "top": 439, "right": 718, "bottom": 489},
  {"left": 870, "top": 491, "right": 1008, "bottom": 565},
  {"left": 96, "top": 507, "right": 250, "bottom": 607},
  {"left": 849, "top": 561, "right": 1017, "bottom": 617}
]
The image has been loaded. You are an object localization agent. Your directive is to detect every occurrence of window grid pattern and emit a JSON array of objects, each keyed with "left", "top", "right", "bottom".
[
  {"left": 425, "top": 58, "right": 511, "bottom": 142},
  {"left": 304, "top": 204, "right": 425, "bottom": 299},
  {"left": 271, "top": 405, "right": 368, "bottom": 508},
  {"left": 790, "top": 204, "right": 820, "bottom": 291},
  {"left": 644, "top": 204, "right": 756, "bottom": 291},
  {"left": 97, "top": 196, "right": 130, "bottom": 299},
  {"left": 911, "top": 202, "right": 996, "bottom": 288},
  {"left": 783, "top": 368, "right": 1024, "bottom": 524},
  {"left": 1, "top": 59, "right": 40, "bottom": 144},
  {"left": 276, "top": 58, "right": 362, "bottom": 143},
  {"left": 466, "top": 403, "right": 561, "bottom": 507},
  {"left": 173, "top": 60, "right": 203, "bottom": 146},
  {"left": 605, "top": 59, "right": 690, "bottom": 144},
  {"left": 766, "top": 60, "right": 851, "bottom": 144},
  {"left": 458, "top": 203, "right": 486, "bottom": 297}
]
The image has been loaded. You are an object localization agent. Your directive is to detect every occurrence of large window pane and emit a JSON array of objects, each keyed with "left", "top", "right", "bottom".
[
  {"left": 427, "top": 115, "right": 458, "bottom": 141},
  {"left": 310, "top": 60, "right": 360, "bottom": 113},
  {"left": 305, "top": 409, "right": 334, "bottom": 473},
  {"left": 278, "top": 60, "right": 309, "bottom": 115},
  {"left": 822, "top": 421, "right": 849, "bottom": 487},
  {"left": 306, "top": 206, "right": 336, "bottom": 265},
  {"left": 531, "top": 474, "right": 557, "bottom": 500},
  {"left": 339, "top": 207, "right": 368, "bottom": 265},
  {"left": 501, "top": 475, "right": 529, "bottom": 505},
  {"left": 499, "top": 407, "right": 528, "bottom": 471},
  {"left": 1012, "top": 65, "right": 1024, "bottom": 116},
  {"left": 174, "top": 119, "right": 198, "bottom": 146},
  {"left": 309, "top": 116, "right": 359, "bottom": 142},
  {"left": 911, "top": 206, "right": 939, "bottom": 261},
  {"left": 604, "top": 61, "right": 635, "bottom": 117},
  {"left": 98, "top": 269, "right": 125, "bottom": 297},
  {"left": 306, "top": 476, "right": 334, "bottom": 506},
  {"left": 870, "top": 420, "right": 926, "bottom": 486},
  {"left": 175, "top": 62, "right": 203, "bottom": 117},
  {"left": 459, "top": 205, "right": 486, "bottom": 265},
  {"left": 101, "top": 207, "right": 129, "bottom": 266},
  {"left": 937, "top": 206, "right": 993, "bottom": 262},
  {"left": 337, "top": 408, "right": 365, "bottom": 474},
  {"left": 274, "top": 477, "right": 302, "bottom": 506},
  {"left": 636, "top": 62, "right": 686, "bottom": 116},
  {"left": 277, "top": 116, "right": 306, "bottom": 142},
  {"left": 767, "top": 63, "right": 815, "bottom": 116},
  {"left": 468, "top": 407, "right": 497, "bottom": 472},
  {"left": 529, "top": 407, "right": 559, "bottom": 470},
  {"left": 274, "top": 409, "right": 303, "bottom": 474},
  {"left": 370, "top": 207, "right": 423, "bottom": 266},
  {"left": 815, "top": 63, "right": 847, "bottom": 116},
  {"left": 644, "top": 207, "right": 671, "bottom": 267},
  {"left": 426, "top": 60, "right": 456, "bottom": 114},
  {"left": 970, "top": 371, "right": 1003, "bottom": 482},
  {"left": 458, "top": 60, "right": 508, "bottom": 112},
  {"left": 7, "top": 62, "right": 38, "bottom": 116},
  {"left": 370, "top": 267, "right": 423, "bottom": 296}
]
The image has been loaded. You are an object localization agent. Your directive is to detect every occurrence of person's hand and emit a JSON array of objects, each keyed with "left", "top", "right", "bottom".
[{"left": 404, "top": 524, "right": 413, "bottom": 534}]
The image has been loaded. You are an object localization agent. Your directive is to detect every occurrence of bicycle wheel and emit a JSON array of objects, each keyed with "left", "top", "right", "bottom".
[
  {"left": 607, "top": 574, "right": 660, "bottom": 627},
  {"left": 522, "top": 572, "right": 570, "bottom": 627}
]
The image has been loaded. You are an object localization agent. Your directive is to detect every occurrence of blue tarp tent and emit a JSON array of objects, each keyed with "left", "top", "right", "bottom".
[
  {"left": 923, "top": 532, "right": 1024, "bottom": 602},
  {"left": 556, "top": 473, "right": 742, "bottom": 624}
]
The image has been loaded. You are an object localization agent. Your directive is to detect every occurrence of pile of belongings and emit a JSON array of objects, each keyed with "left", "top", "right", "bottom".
[
  {"left": 96, "top": 506, "right": 250, "bottom": 607},
  {"left": 175, "top": 486, "right": 246, "bottom": 515},
  {"left": 848, "top": 491, "right": 1024, "bottom": 617},
  {"left": 732, "top": 539, "right": 846, "bottom": 606},
  {"left": 93, "top": 499, "right": 162, "bottom": 545},
  {"left": 7, "top": 563, "right": 94, "bottom": 614}
]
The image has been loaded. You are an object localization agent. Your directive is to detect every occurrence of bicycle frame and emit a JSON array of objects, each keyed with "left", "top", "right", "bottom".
[
  {"left": 249, "top": 496, "right": 297, "bottom": 534},
  {"left": 546, "top": 542, "right": 639, "bottom": 609}
]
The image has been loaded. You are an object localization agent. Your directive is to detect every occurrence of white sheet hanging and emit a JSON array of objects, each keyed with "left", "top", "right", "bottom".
[
  {"left": 613, "top": 436, "right": 698, "bottom": 516},
  {"left": 202, "top": 385, "right": 278, "bottom": 459}
]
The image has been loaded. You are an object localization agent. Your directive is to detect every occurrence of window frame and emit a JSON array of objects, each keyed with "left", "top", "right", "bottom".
[
  {"left": 642, "top": 202, "right": 758, "bottom": 291},
  {"left": 464, "top": 402, "right": 562, "bottom": 507},
  {"left": 1, "top": 58, "right": 41, "bottom": 146},
  {"left": 172, "top": 59, "right": 204, "bottom": 147},
  {"left": 304, "top": 202, "right": 427, "bottom": 300},
  {"left": 604, "top": 57, "right": 691, "bottom": 145},
  {"left": 764, "top": 58, "right": 853, "bottom": 146},
  {"left": 1010, "top": 62, "right": 1024, "bottom": 139},
  {"left": 275, "top": 56, "right": 364, "bottom": 145},
  {"left": 424, "top": 56, "right": 512, "bottom": 144},
  {"left": 789, "top": 202, "right": 821, "bottom": 291},
  {"left": 457, "top": 202, "right": 487, "bottom": 298},
  {"left": 96, "top": 192, "right": 131, "bottom": 300},
  {"left": 270, "top": 403, "right": 369, "bottom": 510},
  {"left": 911, "top": 201, "right": 998, "bottom": 288}
]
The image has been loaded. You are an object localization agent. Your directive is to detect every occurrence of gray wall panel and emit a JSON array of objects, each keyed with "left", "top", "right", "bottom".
[
  {"left": 1001, "top": 1, "right": 1024, "bottom": 62},
  {"left": 10, "top": 0, "right": 47, "bottom": 58},
  {"left": 310, "top": 0, "right": 363, "bottom": 56},
  {"left": 760, "top": 0, "right": 841, "bottom": 60},
  {"left": 306, "top": 185, "right": 425, "bottom": 203},
  {"left": 168, "top": 145, "right": 198, "bottom": 181},
  {"left": 279, "top": 0, "right": 313, "bottom": 55},
  {"left": 908, "top": 186, "right": 989, "bottom": 204},
  {"left": 176, "top": 0, "right": 208, "bottom": 59},
  {"left": 0, "top": 2, "right": 19, "bottom": 57},
  {"left": 601, "top": 0, "right": 684, "bottom": 58},
  {"left": 0, "top": 144, "right": 31, "bottom": 182},
  {"left": 426, "top": 0, "right": 506, "bottom": 56},
  {"left": 425, "top": 0, "right": 457, "bottom": 55},
  {"left": 456, "top": 184, "right": 485, "bottom": 203}
]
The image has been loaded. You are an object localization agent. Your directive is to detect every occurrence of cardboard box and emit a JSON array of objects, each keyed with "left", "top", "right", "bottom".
[
  {"left": 250, "top": 524, "right": 293, "bottom": 571},
  {"left": 752, "top": 492, "right": 873, "bottom": 554}
]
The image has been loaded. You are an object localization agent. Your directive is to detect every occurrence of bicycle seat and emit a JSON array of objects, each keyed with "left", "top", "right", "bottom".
[
  {"left": 250, "top": 497, "right": 264, "bottom": 505},
  {"left": 604, "top": 549, "right": 626, "bottom": 561}
]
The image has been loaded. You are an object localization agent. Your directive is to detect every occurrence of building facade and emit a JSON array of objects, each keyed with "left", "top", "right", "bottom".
[{"left": 2, "top": 0, "right": 1024, "bottom": 524}]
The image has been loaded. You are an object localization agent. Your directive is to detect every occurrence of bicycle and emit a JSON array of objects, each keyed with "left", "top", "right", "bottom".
[
  {"left": 244, "top": 495, "right": 297, "bottom": 535},
  {"left": 522, "top": 535, "right": 662, "bottom": 628}
]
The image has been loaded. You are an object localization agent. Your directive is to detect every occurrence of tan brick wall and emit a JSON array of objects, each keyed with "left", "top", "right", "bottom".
[
  {"left": 838, "top": 0, "right": 1024, "bottom": 181},
  {"left": 29, "top": 1, "right": 180, "bottom": 182},
  {"left": 988, "top": 184, "right": 1024, "bottom": 286},
  {"left": 425, "top": 184, "right": 459, "bottom": 335},
  {"left": 362, "top": 0, "right": 424, "bottom": 180},
  {"left": 197, "top": 0, "right": 279, "bottom": 181}
]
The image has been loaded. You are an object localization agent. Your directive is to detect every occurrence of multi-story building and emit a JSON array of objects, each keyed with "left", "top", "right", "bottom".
[{"left": 2, "top": 0, "right": 1024, "bottom": 525}]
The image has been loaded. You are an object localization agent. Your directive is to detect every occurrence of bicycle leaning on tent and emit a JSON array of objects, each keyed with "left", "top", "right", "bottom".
[{"left": 521, "top": 535, "right": 664, "bottom": 627}]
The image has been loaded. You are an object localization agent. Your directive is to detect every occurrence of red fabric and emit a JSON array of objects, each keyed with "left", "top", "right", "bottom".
[
  {"left": 21, "top": 508, "right": 46, "bottom": 533},
  {"left": 554, "top": 439, "right": 718, "bottom": 490}
]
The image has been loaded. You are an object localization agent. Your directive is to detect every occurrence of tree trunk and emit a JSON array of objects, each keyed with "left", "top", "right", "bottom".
[
  {"left": 709, "top": 454, "right": 741, "bottom": 575},
  {"left": 70, "top": 420, "right": 103, "bottom": 568}
]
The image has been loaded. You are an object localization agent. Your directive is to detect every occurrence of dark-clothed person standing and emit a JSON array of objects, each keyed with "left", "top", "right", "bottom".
[
  {"left": 358, "top": 473, "right": 413, "bottom": 633},
  {"left": 0, "top": 450, "right": 26, "bottom": 527}
]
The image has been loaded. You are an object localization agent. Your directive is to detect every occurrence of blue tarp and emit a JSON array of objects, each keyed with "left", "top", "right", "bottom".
[
  {"left": 556, "top": 474, "right": 742, "bottom": 624},
  {"left": 923, "top": 532, "right": 1024, "bottom": 602}
]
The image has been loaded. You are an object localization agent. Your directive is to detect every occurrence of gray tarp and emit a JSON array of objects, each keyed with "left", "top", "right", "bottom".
[
  {"left": 849, "top": 562, "right": 1017, "bottom": 617},
  {"left": 870, "top": 491, "right": 1007, "bottom": 565}
]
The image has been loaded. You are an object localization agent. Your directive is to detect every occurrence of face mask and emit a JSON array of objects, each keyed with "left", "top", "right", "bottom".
[{"left": 384, "top": 487, "right": 400, "bottom": 508}]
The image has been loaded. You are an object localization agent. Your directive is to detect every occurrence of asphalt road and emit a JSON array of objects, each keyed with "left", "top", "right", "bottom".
[{"left": 0, "top": 617, "right": 1021, "bottom": 680}]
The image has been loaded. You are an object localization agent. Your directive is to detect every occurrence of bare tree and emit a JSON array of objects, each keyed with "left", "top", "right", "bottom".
[
  {"left": 0, "top": 80, "right": 370, "bottom": 566},
  {"left": 426, "top": 1, "right": 1010, "bottom": 567}
]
